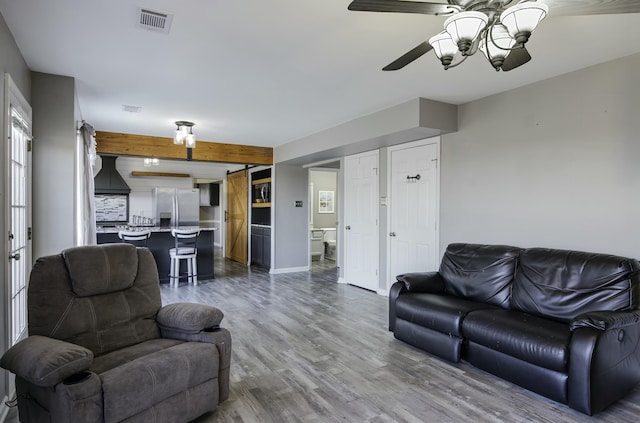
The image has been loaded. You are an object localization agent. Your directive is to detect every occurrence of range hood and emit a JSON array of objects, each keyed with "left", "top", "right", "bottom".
[{"left": 94, "top": 156, "right": 131, "bottom": 195}]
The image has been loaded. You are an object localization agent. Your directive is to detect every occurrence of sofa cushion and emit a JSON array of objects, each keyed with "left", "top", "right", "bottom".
[
  {"left": 90, "top": 338, "right": 183, "bottom": 375},
  {"left": 462, "top": 309, "right": 571, "bottom": 373},
  {"left": 440, "top": 243, "right": 521, "bottom": 308},
  {"left": 63, "top": 244, "right": 138, "bottom": 297},
  {"left": 512, "top": 248, "right": 640, "bottom": 323},
  {"left": 396, "top": 293, "right": 498, "bottom": 336},
  {"left": 100, "top": 342, "right": 220, "bottom": 423},
  {"left": 28, "top": 247, "right": 162, "bottom": 356}
]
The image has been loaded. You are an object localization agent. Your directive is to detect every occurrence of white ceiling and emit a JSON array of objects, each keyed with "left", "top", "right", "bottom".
[{"left": 1, "top": 0, "right": 640, "bottom": 150}]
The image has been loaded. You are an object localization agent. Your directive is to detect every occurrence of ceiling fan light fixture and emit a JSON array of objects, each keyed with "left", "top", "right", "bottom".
[
  {"left": 500, "top": 2, "right": 549, "bottom": 46},
  {"left": 479, "top": 24, "right": 516, "bottom": 71},
  {"left": 428, "top": 31, "right": 457, "bottom": 67},
  {"left": 444, "top": 11, "right": 488, "bottom": 55}
]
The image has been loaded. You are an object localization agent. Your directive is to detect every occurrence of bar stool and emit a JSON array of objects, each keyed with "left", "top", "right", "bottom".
[
  {"left": 118, "top": 230, "right": 151, "bottom": 247},
  {"left": 169, "top": 229, "right": 200, "bottom": 287}
]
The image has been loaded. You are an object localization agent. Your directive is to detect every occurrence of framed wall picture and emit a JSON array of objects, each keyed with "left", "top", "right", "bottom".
[{"left": 318, "top": 190, "right": 334, "bottom": 214}]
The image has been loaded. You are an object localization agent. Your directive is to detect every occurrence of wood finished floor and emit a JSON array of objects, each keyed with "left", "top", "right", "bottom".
[{"left": 160, "top": 254, "right": 640, "bottom": 423}]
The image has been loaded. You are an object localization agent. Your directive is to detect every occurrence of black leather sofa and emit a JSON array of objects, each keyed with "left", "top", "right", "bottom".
[{"left": 389, "top": 243, "right": 640, "bottom": 415}]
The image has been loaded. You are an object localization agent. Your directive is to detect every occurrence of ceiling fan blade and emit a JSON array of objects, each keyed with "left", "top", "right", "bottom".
[
  {"left": 348, "top": 0, "right": 457, "bottom": 15},
  {"left": 501, "top": 47, "right": 532, "bottom": 72},
  {"left": 543, "top": 0, "right": 640, "bottom": 16},
  {"left": 382, "top": 41, "right": 433, "bottom": 71}
]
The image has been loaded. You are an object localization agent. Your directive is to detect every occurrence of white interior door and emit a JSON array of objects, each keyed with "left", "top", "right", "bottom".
[
  {"left": 389, "top": 141, "right": 438, "bottom": 288},
  {"left": 344, "top": 151, "right": 379, "bottom": 291}
]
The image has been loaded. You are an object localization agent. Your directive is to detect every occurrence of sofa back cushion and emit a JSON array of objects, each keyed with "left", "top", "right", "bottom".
[
  {"left": 63, "top": 244, "right": 138, "bottom": 296},
  {"left": 512, "top": 248, "right": 640, "bottom": 322},
  {"left": 28, "top": 245, "right": 162, "bottom": 356},
  {"left": 440, "top": 243, "right": 521, "bottom": 308}
]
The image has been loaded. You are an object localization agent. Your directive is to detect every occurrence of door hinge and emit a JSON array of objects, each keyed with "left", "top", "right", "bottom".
[
  {"left": 28, "top": 227, "right": 32, "bottom": 240},
  {"left": 27, "top": 139, "right": 32, "bottom": 152}
]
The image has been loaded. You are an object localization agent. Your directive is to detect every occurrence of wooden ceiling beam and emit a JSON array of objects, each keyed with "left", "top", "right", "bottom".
[{"left": 95, "top": 131, "right": 273, "bottom": 166}]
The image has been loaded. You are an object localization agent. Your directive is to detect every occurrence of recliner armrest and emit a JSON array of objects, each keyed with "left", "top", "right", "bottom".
[
  {"left": 396, "top": 272, "right": 445, "bottom": 293},
  {"left": 570, "top": 310, "right": 640, "bottom": 331},
  {"left": 0, "top": 335, "right": 93, "bottom": 387},
  {"left": 157, "top": 302, "right": 224, "bottom": 334}
]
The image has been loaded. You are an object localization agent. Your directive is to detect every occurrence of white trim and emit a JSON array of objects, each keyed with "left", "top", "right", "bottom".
[
  {"left": 376, "top": 288, "right": 389, "bottom": 297},
  {"left": 0, "top": 395, "right": 9, "bottom": 422},
  {"left": 269, "top": 266, "right": 309, "bottom": 274},
  {"left": 385, "top": 136, "right": 441, "bottom": 294},
  {"left": 302, "top": 157, "right": 342, "bottom": 168},
  {"left": 337, "top": 277, "right": 347, "bottom": 284}
]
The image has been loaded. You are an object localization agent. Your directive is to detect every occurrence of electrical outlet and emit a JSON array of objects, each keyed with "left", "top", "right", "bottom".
[{"left": 380, "top": 197, "right": 388, "bottom": 206}]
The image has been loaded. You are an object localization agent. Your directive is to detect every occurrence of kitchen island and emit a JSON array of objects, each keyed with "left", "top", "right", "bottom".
[{"left": 97, "top": 226, "right": 217, "bottom": 284}]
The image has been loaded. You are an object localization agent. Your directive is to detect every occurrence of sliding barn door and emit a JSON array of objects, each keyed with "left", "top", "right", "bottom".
[{"left": 226, "top": 170, "right": 248, "bottom": 264}]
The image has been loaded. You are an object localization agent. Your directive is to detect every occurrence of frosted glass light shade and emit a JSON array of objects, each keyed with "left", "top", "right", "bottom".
[
  {"left": 444, "top": 11, "right": 488, "bottom": 51},
  {"left": 174, "top": 128, "right": 184, "bottom": 144},
  {"left": 479, "top": 24, "right": 516, "bottom": 61},
  {"left": 186, "top": 132, "right": 196, "bottom": 148},
  {"left": 429, "top": 31, "right": 458, "bottom": 59},
  {"left": 500, "top": 2, "right": 549, "bottom": 38}
]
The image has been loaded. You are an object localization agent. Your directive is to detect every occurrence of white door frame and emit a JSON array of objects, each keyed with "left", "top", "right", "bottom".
[
  {"left": 385, "top": 137, "right": 441, "bottom": 294},
  {"left": 2, "top": 73, "right": 32, "bottom": 416}
]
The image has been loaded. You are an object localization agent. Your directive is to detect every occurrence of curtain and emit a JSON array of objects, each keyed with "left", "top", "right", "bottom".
[{"left": 80, "top": 122, "right": 97, "bottom": 245}]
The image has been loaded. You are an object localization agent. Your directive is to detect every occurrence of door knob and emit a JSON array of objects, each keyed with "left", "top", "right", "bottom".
[
  {"left": 345, "top": 225, "right": 351, "bottom": 230},
  {"left": 9, "top": 252, "right": 20, "bottom": 261},
  {"left": 389, "top": 232, "right": 396, "bottom": 237}
]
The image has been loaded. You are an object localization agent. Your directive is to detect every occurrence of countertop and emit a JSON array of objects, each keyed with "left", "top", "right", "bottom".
[{"left": 97, "top": 226, "right": 218, "bottom": 234}]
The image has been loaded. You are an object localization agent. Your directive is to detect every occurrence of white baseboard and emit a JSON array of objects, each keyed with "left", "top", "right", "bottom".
[
  {"left": 377, "top": 288, "right": 389, "bottom": 297},
  {"left": 0, "top": 395, "right": 10, "bottom": 423},
  {"left": 337, "top": 277, "right": 347, "bottom": 284},
  {"left": 269, "top": 266, "right": 309, "bottom": 274}
]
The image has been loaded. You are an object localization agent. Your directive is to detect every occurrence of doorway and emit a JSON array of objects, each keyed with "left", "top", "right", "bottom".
[{"left": 309, "top": 166, "right": 339, "bottom": 274}]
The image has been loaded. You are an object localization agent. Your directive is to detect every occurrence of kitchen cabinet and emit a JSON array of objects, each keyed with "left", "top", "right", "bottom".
[{"left": 251, "top": 226, "right": 271, "bottom": 269}]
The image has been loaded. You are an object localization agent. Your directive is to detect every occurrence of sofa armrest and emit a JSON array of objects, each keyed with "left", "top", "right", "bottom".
[
  {"left": 159, "top": 325, "right": 232, "bottom": 402},
  {"left": 0, "top": 335, "right": 93, "bottom": 387},
  {"left": 157, "top": 302, "right": 224, "bottom": 334},
  {"left": 570, "top": 310, "right": 640, "bottom": 331},
  {"left": 568, "top": 311, "right": 640, "bottom": 415},
  {"left": 396, "top": 272, "right": 445, "bottom": 293}
]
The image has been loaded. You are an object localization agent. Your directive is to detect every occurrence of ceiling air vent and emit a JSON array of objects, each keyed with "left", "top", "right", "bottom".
[{"left": 137, "top": 7, "right": 173, "bottom": 34}]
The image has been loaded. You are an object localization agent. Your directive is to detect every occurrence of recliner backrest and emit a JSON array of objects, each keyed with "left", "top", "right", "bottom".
[
  {"left": 440, "top": 243, "right": 521, "bottom": 308},
  {"left": 27, "top": 244, "right": 162, "bottom": 356},
  {"left": 511, "top": 248, "right": 640, "bottom": 322}
]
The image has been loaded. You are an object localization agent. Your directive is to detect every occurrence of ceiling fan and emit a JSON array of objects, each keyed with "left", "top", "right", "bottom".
[{"left": 347, "top": 0, "right": 640, "bottom": 72}]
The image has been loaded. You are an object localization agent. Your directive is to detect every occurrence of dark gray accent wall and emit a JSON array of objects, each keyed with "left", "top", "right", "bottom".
[
  {"left": 0, "top": 9, "right": 30, "bottom": 412},
  {"left": 440, "top": 53, "right": 640, "bottom": 258}
]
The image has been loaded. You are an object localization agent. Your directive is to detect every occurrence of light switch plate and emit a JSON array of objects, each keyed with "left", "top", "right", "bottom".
[
  {"left": 295, "top": 201, "right": 303, "bottom": 207},
  {"left": 380, "top": 197, "right": 388, "bottom": 206}
]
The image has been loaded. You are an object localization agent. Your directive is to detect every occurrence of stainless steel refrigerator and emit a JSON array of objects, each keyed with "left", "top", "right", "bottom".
[{"left": 152, "top": 188, "right": 200, "bottom": 227}]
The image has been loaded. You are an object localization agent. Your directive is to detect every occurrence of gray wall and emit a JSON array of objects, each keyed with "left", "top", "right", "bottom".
[
  {"left": 31, "top": 72, "right": 79, "bottom": 258},
  {"left": 0, "top": 9, "right": 31, "bottom": 411},
  {"left": 440, "top": 52, "right": 640, "bottom": 258},
  {"left": 310, "top": 170, "right": 338, "bottom": 229},
  {"left": 273, "top": 163, "right": 309, "bottom": 270}
]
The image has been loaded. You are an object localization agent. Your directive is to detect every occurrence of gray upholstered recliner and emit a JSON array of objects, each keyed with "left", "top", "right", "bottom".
[{"left": 1, "top": 244, "right": 231, "bottom": 423}]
